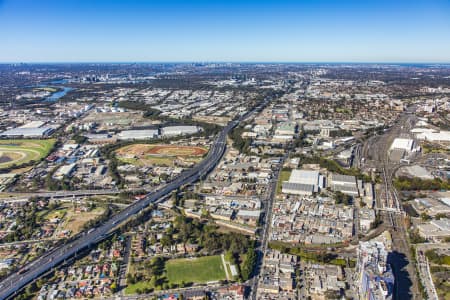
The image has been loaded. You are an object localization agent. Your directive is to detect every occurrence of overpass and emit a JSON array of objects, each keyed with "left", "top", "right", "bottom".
[
  {"left": 0, "top": 98, "right": 270, "bottom": 300},
  {"left": 0, "top": 189, "right": 120, "bottom": 203}
]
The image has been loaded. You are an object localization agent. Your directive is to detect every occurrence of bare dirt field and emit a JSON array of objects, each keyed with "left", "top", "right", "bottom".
[
  {"left": 116, "top": 144, "right": 208, "bottom": 166},
  {"left": 61, "top": 207, "right": 105, "bottom": 235}
]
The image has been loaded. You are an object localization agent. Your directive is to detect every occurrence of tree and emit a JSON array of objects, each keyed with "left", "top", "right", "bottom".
[
  {"left": 160, "top": 234, "right": 172, "bottom": 249},
  {"left": 324, "top": 290, "right": 341, "bottom": 299},
  {"left": 370, "top": 214, "right": 383, "bottom": 229},
  {"left": 26, "top": 281, "right": 38, "bottom": 294},
  {"left": 420, "top": 213, "right": 431, "bottom": 221},
  {"left": 127, "top": 273, "right": 136, "bottom": 284},
  {"left": 73, "top": 134, "right": 87, "bottom": 144},
  {"left": 110, "top": 282, "right": 117, "bottom": 293},
  {"left": 435, "top": 213, "right": 447, "bottom": 220},
  {"left": 241, "top": 246, "right": 256, "bottom": 280},
  {"left": 410, "top": 230, "right": 426, "bottom": 244},
  {"left": 334, "top": 191, "right": 352, "bottom": 205},
  {"left": 151, "top": 257, "right": 165, "bottom": 276}
]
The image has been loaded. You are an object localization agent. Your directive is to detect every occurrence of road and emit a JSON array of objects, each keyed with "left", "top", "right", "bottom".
[
  {"left": 0, "top": 189, "right": 120, "bottom": 203},
  {"left": 0, "top": 238, "right": 61, "bottom": 247},
  {"left": 100, "top": 281, "right": 236, "bottom": 300},
  {"left": 249, "top": 151, "right": 287, "bottom": 300},
  {"left": 0, "top": 98, "right": 271, "bottom": 300},
  {"left": 119, "top": 235, "right": 132, "bottom": 292}
]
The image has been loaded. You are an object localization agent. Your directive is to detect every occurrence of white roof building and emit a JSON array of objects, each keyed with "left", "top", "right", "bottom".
[
  {"left": 236, "top": 210, "right": 261, "bottom": 218},
  {"left": 404, "top": 165, "right": 433, "bottom": 179},
  {"left": 417, "top": 218, "right": 450, "bottom": 241},
  {"left": 272, "top": 135, "right": 293, "bottom": 143},
  {"left": 0, "top": 127, "right": 54, "bottom": 137},
  {"left": 161, "top": 126, "right": 199, "bottom": 137},
  {"left": 19, "top": 121, "right": 46, "bottom": 128},
  {"left": 330, "top": 173, "right": 357, "bottom": 186},
  {"left": 282, "top": 169, "right": 322, "bottom": 195},
  {"left": 289, "top": 169, "right": 320, "bottom": 186},
  {"left": 410, "top": 128, "right": 437, "bottom": 134},
  {"left": 53, "top": 163, "right": 76, "bottom": 179},
  {"left": 390, "top": 138, "right": 415, "bottom": 152},
  {"left": 329, "top": 173, "right": 359, "bottom": 196},
  {"left": 416, "top": 131, "right": 450, "bottom": 142},
  {"left": 281, "top": 182, "right": 315, "bottom": 195},
  {"left": 117, "top": 129, "right": 159, "bottom": 140}
]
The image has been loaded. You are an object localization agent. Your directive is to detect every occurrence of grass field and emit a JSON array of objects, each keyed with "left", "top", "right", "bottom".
[
  {"left": 0, "top": 139, "right": 55, "bottom": 170},
  {"left": 276, "top": 169, "right": 291, "bottom": 194},
  {"left": 165, "top": 255, "right": 226, "bottom": 284},
  {"left": 36, "top": 206, "right": 67, "bottom": 221},
  {"left": 124, "top": 281, "right": 154, "bottom": 295},
  {"left": 43, "top": 207, "right": 67, "bottom": 221},
  {"left": 422, "top": 143, "right": 448, "bottom": 154},
  {"left": 124, "top": 261, "right": 154, "bottom": 295}
]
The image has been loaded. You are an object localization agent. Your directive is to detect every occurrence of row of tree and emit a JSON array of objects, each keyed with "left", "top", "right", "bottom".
[
  {"left": 293, "top": 154, "right": 371, "bottom": 181},
  {"left": 394, "top": 176, "right": 450, "bottom": 191},
  {"left": 228, "top": 124, "right": 251, "bottom": 154}
]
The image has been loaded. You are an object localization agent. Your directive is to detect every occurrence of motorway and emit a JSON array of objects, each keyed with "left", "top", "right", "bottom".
[{"left": 0, "top": 99, "right": 270, "bottom": 300}]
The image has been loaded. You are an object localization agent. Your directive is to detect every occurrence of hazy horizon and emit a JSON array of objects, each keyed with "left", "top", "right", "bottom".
[{"left": 1, "top": 0, "right": 450, "bottom": 63}]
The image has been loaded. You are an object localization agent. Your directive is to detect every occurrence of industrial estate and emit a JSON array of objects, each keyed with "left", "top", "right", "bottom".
[{"left": 0, "top": 63, "right": 449, "bottom": 300}]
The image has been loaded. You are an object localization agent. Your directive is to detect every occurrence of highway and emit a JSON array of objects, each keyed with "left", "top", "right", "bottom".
[{"left": 0, "top": 98, "right": 270, "bottom": 300}]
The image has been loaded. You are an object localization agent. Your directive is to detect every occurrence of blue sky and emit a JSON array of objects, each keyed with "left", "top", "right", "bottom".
[{"left": 0, "top": 0, "right": 449, "bottom": 62}]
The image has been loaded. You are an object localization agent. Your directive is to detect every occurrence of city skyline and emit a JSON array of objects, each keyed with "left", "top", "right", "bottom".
[{"left": 1, "top": 0, "right": 450, "bottom": 63}]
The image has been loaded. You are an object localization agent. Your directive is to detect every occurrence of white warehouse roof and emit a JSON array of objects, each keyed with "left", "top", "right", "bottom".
[
  {"left": 237, "top": 210, "right": 261, "bottom": 218},
  {"left": 282, "top": 182, "right": 315, "bottom": 195},
  {"left": 330, "top": 173, "right": 357, "bottom": 186},
  {"left": 161, "top": 126, "right": 199, "bottom": 136},
  {"left": 0, "top": 127, "right": 54, "bottom": 137},
  {"left": 390, "top": 138, "right": 415, "bottom": 152},
  {"left": 19, "top": 121, "right": 46, "bottom": 128},
  {"left": 289, "top": 169, "right": 320, "bottom": 186},
  {"left": 118, "top": 129, "right": 158, "bottom": 140},
  {"left": 416, "top": 131, "right": 450, "bottom": 142}
]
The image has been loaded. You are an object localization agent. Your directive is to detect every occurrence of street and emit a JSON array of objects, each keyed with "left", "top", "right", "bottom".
[{"left": 0, "top": 98, "right": 272, "bottom": 300}]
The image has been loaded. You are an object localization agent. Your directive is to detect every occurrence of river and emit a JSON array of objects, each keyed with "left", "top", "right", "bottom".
[{"left": 43, "top": 86, "right": 74, "bottom": 102}]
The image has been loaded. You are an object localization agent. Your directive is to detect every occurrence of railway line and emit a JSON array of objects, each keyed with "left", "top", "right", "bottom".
[{"left": 365, "top": 108, "right": 421, "bottom": 299}]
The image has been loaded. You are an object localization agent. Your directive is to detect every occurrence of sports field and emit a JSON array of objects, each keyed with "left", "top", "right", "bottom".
[
  {"left": 165, "top": 255, "right": 226, "bottom": 284},
  {"left": 116, "top": 144, "right": 208, "bottom": 167},
  {"left": 0, "top": 139, "right": 55, "bottom": 170}
]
